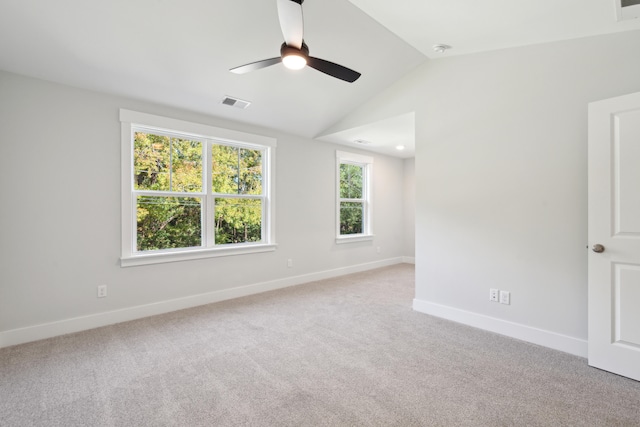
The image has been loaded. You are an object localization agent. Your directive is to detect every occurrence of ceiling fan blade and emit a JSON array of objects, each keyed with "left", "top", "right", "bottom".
[
  {"left": 230, "top": 57, "right": 282, "bottom": 74},
  {"left": 277, "top": 0, "right": 304, "bottom": 49},
  {"left": 307, "top": 56, "right": 361, "bottom": 83}
]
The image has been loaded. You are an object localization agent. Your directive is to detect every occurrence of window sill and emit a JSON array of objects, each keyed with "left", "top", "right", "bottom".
[
  {"left": 335, "top": 234, "right": 375, "bottom": 244},
  {"left": 121, "top": 243, "right": 277, "bottom": 267}
]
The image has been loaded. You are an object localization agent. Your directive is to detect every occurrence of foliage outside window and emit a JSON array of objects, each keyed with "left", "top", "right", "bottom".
[
  {"left": 120, "top": 110, "right": 276, "bottom": 266},
  {"left": 336, "top": 151, "right": 373, "bottom": 242}
]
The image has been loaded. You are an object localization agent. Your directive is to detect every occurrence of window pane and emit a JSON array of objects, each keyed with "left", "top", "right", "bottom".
[
  {"left": 212, "top": 145, "right": 262, "bottom": 195},
  {"left": 136, "top": 196, "right": 202, "bottom": 251},
  {"left": 171, "top": 138, "right": 203, "bottom": 192},
  {"left": 340, "top": 201, "right": 363, "bottom": 235},
  {"left": 340, "top": 164, "right": 363, "bottom": 199},
  {"left": 212, "top": 145, "right": 238, "bottom": 194},
  {"left": 134, "top": 132, "right": 202, "bottom": 192},
  {"left": 239, "top": 148, "right": 262, "bottom": 195},
  {"left": 214, "top": 198, "right": 262, "bottom": 244}
]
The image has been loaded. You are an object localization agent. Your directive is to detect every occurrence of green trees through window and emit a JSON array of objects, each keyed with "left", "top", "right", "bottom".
[
  {"left": 210, "top": 144, "right": 263, "bottom": 245},
  {"left": 339, "top": 163, "right": 365, "bottom": 235},
  {"left": 336, "top": 150, "right": 372, "bottom": 240},
  {"left": 133, "top": 131, "right": 264, "bottom": 251},
  {"left": 134, "top": 133, "right": 203, "bottom": 193},
  {"left": 136, "top": 196, "right": 202, "bottom": 251}
]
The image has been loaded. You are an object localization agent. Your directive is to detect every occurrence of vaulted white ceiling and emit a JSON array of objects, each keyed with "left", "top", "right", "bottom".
[
  {"left": 348, "top": 0, "right": 640, "bottom": 59},
  {"left": 0, "top": 0, "right": 425, "bottom": 141},
  {"left": 1, "top": 0, "right": 639, "bottom": 158}
]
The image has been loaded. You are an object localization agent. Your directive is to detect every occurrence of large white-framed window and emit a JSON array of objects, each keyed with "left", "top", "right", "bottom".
[
  {"left": 336, "top": 150, "right": 373, "bottom": 243},
  {"left": 120, "top": 109, "right": 276, "bottom": 267}
]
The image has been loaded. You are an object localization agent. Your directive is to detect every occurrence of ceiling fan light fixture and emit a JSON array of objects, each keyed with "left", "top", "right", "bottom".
[
  {"left": 281, "top": 43, "right": 309, "bottom": 70},
  {"left": 282, "top": 53, "right": 307, "bottom": 70}
]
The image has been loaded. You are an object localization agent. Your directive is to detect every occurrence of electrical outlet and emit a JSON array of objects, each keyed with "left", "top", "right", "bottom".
[
  {"left": 499, "top": 290, "right": 510, "bottom": 305},
  {"left": 489, "top": 288, "right": 499, "bottom": 302},
  {"left": 97, "top": 285, "right": 107, "bottom": 298},
  {"left": 287, "top": 259, "right": 293, "bottom": 268},
  {"left": 376, "top": 246, "right": 381, "bottom": 254}
]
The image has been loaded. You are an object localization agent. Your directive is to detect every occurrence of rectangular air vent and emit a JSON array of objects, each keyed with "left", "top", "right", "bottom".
[{"left": 221, "top": 96, "right": 251, "bottom": 109}]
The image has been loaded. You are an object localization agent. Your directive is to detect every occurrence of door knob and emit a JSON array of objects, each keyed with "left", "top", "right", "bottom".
[{"left": 592, "top": 244, "right": 605, "bottom": 253}]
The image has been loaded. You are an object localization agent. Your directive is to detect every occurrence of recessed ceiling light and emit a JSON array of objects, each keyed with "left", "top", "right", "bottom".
[
  {"left": 433, "top": 44, "right": 452, "bottom": 53},
  {"left": 396, "top": 145, "right": 405, "bottom": 151}
]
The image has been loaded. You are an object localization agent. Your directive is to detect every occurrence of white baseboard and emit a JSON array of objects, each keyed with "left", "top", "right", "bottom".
[
  {"left": 0, "top": 257, "right": 404, "bottom": 348},
  {"left": 403, "top": 256, "right": 415, "bottom": 264},
  {"left": 412, "top": 299, "right": 587, "bottom": 358}
]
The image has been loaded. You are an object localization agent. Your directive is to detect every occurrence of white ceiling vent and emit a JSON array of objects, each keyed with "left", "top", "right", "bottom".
[
  {"left": 616, "top": 0, "right": 640, "bottom": 20},
  {"left": 353, "top": 139, "right": 372, "bottom": 145},
  {"left": 221, "top": 96, "right": 251, "bottom": 109}
]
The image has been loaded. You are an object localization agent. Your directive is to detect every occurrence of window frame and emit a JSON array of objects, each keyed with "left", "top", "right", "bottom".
[
  {"left": 336, "top": 150, "right": 374, "bottom": 244},
  {"left": 120, "top": 109, "right": 276, "bottom": 267}
]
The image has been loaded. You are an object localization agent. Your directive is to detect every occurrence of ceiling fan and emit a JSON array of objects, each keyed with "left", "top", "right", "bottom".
[{"left": 230, "top": 0, "right": 361, "bottom": 83}]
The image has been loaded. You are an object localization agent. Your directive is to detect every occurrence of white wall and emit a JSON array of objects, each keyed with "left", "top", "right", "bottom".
[
  {"left": 0, "top": 71, "right": 406, "bottom": 346},
  {"left": 324, "top": 30, "right": 640, "bottom": 356},
  {"left": 403, "top": 158, "right": 415, "bottom": 260}
]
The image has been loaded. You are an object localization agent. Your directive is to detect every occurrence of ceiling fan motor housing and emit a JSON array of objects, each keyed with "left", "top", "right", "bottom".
[{"left": 280, "top": 42, "right": 309, "bottom": 59}]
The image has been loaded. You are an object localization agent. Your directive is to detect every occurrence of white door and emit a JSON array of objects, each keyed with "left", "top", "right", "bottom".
[{"left": 588, "top": 91, "right": 640, "bottom": 381}]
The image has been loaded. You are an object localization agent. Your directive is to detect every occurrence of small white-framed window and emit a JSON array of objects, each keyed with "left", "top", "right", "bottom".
[
  {"left": 336, "top": 150, "right": 373, "bottom": 243},
  {"left": 120, "top": 109, "right": 276, "bottom": 267}
]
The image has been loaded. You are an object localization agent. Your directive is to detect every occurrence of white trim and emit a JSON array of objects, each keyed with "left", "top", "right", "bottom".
[
  {"left": 265, "top": 142, "right": 276, "bottom": 245},
  {"left": 204, "top": 142, "right": 214, "bottom": 245},
  {"left": 121, "top": 120, "right": 134, "bottom": 260},
  {"left": 121, "top": 243, "right": 278, "bottom": 267},
  {"left": 336, "top": 150, "right": 374, "bottom": 164},
  {"left": 0, "top": 257, "right": 404, "bottom": 349},
  {"left": 120, "top": 109, "right": 276, "bottom": 147},
  {"left": 412, "top": 299, "right": 587, "bottom": 357},
  {"left": 335, "top": 235, "right": 375, "bottom": 244},
  {"left": 403, "top": 256, "right": 415, "bottom": 264}
]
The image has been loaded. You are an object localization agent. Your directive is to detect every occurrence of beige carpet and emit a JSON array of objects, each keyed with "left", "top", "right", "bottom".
[{"left": 1, "top": 264, "right": 639, "bottom": 426}]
